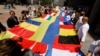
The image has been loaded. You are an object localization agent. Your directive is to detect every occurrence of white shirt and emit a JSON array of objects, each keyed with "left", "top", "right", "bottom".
[
  {"left": 66, "top": 15, "right": 71, "bottom": 21},
  {"left": 71, "top": 13, "right": 75, "bottom": 20},
  {"left": 88, "top": 40, "right": 100, "bottom": 56},
  {"left": 61, "top": 7, "right": 65, "bottom": 11},
  {"left": 75, "top": 16, "right": 83, "bottom": 30},
  {"left": 62, "top": 12, "right": 65, "bottom": 16},
  {"left": 29, "top": 10, "right": 35, "bottom": 18},
  {"left": 32, "top": 6, "right": 36, "bottom": 11},
  {"left": 78, "top": 23, "right": 89, "bottom": 42}
]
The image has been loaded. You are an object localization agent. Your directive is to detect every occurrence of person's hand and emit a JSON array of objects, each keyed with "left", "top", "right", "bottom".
[{"left": 80, "top": 42, "right": 83, "bottom": 46}]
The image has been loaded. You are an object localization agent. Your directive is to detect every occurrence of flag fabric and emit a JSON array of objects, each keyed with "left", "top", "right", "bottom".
[
  {"left": 0, "top": 7, "right": 83, "bottom": 56},
  {"left": 9, "top": 19, "right": 48, "bottom": 55},
  {"left": 59, "top": 15, "right": 64, "bottom": 25},
  {"left": 9, "top": 25, "right": 34, "bottom": 38},
  {"left": 58, "top": 35, "right": 80, "bottom": 44},
  {"left": 25, "top": 19, "right": 49, "bottom": 55},
  {"left": 49, "top": 12, "right": 56, "bottom": 16},
  {"left": 31, "top": 42, "right": 48, "bottom": 55},
  {"left": 0, "top": 6, "right": 60, "bottom": 56},
  {"left": 16, "top": 38, "right": 48, "bottom": 56},
  {"left": 41, "top": 7, "right": 61, "bottom": 56},
  {"left": 60, "top": 16, "right": 64, "bottom": 22},
  {"left": 9, "top": 19, "right": 42, "bottom": 39},
  {"left": 26, "top": 19, "right": 51, "bottom": 42},
  {"left": 20, "top": 19, "right": 41, "bottom": 32},
  {"left": 19, "top": 22, "right": 39, "bottom": 32},
  {"left": 9, "top": 18, "right": 49, "bottom": 56},
  {"left": 60, "top": 25, "right": 75, "bottom": 29},
  {"left": 59, "top": 25, "right": 80, "bottom": 44},
  {"left": 54, "top": 36, "right": 80, "bottom": 52},
  {"left": 59, "top": 28, "right": 76, "bottom": 36},
  {"left": 41, "top": 14, "right": 52, "bottom": 20},
  {"left": 0, "top": 31, "right": 16, "bottom": 40},
  {"left": 41, "top": 11, "right": 58, "bottom": 21},
  {"left": 18, "top": 38, "right": 35, "bottom": 49},
  {"left": 51, "top": 9, "right": 81, "bottom": 56},
  {"left": 52, "top": 36, "right": 81, "bottom": 56},
  {"left": 26, "top": 19, "right": 41, "bottom": 26}
]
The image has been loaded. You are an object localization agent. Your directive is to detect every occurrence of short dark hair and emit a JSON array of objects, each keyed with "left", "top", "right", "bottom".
[
  {"left": 9, "top": 10, "right": 15, "bottom": 14},
  {"left": 0, "top": 39, "right": 23, "bottom": 56},
  {"left": 21, "top": 10, "right": 26, "bottom": 14}
]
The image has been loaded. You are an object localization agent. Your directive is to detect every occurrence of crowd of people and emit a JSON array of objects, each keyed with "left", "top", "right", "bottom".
[
  {"left": 0, "top": 5, "right": 100, "bottom": 56},
  {"left": 6, "top": 5, "right": 57, "bottom": 28},
  {"left": 61, "top": 6, "right": 90, "bottom": 44},
  {"left": 61, "top": 6, "right": 100, "bottom": 56},
  {"left": 0, "top": 5, "right": 58, "bottom": 56}
]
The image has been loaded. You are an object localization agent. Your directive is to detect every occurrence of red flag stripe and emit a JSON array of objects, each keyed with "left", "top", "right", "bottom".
[{"left": 53, "top": 36, "right": 81, "bottom": 52}]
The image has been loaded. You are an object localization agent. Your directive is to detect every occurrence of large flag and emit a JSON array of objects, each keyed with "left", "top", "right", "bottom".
[
  {"left": 52, "top": 36, "right": 81, "bottom": 56},
  {"left": 9, "top": 25, "right": 34, "bottom": 38},
  {"left": 51, "top": 11, "right": 81, "bottom": 56},
  {"left": 49, "top": 12, "right": 56, "bottom": 16},
  {"left": 27, "top": 19, "right": 51, "bottom": 42},
  {"left": 0, "top": 6, "right": 83, "bottom": 56},
  {"left": 52, "top": 16, "right": 81, "bottom": 56},
  {"left": 9, "top": 19, "right": 41, "bottom": 39},
  {"left": 59, "top": 25, "right": 76, "bottom": 36},
  {"left": 41, "top": 11, "right": 58, "bottom": 21},
  {"left": 17, "top": 38, "right": 48, "bottom": 55},
  {"left": 41, "top": 14, "right": 52, "bottom": 20},
  {"left": 8, "top": 19, "right": 49, "bottom": 56},
  {"left": 0, "top": 31, "right": 16, "bottom": 40}
]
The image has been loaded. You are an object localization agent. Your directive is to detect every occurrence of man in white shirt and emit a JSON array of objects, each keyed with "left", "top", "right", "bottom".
[
  {"left": 71, "top": 10, "right": 76, "bottom": 20},
  {"left": 75, "top": 11, "right": 86, "bottom": 31},
  {"left": 75, "top": 16, "right": 83, "bottom": 30},
  {"left": 77, "top": 17, "right": 89, "bottom": 44},
  {"left": 86, "top": 40, "right": 100, "bottom": 56}
]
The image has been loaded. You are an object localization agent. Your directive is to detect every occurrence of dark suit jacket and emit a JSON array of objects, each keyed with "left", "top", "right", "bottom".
[
  {"left": 0, "top": 22, "right": 6, "bottom": 32},
  {"left": 7, "top": 16, "right": 19, "bottom": 28}
]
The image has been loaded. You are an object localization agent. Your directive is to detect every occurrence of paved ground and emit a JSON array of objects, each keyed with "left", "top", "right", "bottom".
[
  {"left": 0, "top": 5, "right": 27, "bottom": 27},
  {"left": 0, "top": 5, "right": 94, "bottom": 55}
]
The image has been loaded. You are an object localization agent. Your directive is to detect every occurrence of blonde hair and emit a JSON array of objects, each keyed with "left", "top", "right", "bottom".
[{"left": 82, "top": 16, "right": 88, "bottom": 22}]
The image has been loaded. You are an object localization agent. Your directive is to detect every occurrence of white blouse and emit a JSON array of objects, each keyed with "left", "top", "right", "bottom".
[{"left": 78, "top": 23, "right": 89, "bottom": 42}]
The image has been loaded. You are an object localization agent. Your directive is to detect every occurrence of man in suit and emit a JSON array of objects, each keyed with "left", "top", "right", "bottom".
[
  {"left": 0, "top": 22, "right": 6, "bottom": 33},
  {"left": 7, "top": 10, "right": 19, "bottom": 28}
]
